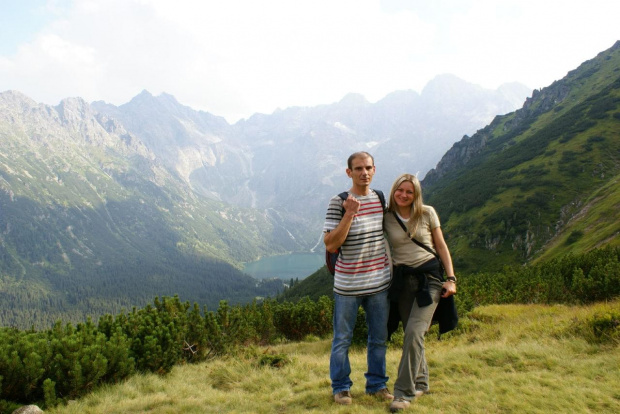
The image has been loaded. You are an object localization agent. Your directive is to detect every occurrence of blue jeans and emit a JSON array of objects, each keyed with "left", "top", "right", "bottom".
[{"left": 330, "top": 290, "right": 390, "bottom": 394}]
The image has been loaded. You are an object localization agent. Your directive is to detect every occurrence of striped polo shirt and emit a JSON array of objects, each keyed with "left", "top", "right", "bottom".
[{"left": 323, "top": 190, "right": 391, "bottom": 296}]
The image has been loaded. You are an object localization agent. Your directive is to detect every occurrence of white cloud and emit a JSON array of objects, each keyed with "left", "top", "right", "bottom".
[
  {"left": 431, "top": 0, "right": 620, "bottom": 90},
  {"left": 0, "top": 0, "right": 619, "bottom": 123}
]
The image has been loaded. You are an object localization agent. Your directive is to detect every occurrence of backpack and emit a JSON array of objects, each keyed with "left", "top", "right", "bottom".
[{"left": 325, "top": 189, "right": 386, "bottom": 275}]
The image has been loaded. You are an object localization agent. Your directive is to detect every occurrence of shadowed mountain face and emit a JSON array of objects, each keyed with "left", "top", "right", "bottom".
[{"left": 0, "top": 92, "right": 287, "bottom": 328}]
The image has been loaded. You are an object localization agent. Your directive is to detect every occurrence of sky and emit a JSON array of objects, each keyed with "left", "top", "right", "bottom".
[{"left": 1, "top": 0, "right": 619, "bottom": 124}]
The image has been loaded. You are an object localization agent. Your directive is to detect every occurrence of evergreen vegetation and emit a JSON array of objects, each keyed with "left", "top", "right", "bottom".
[
  {"left": 0, "top": 243, "right": 285, "bottom": 330},
  {"left": 277, "top": 266, "right": 333, "bottom": 303},
  {"left": 1, "top": 247, "right": 618, "bottom": 412}
]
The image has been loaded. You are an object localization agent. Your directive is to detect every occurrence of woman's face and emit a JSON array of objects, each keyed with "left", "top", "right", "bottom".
[{"left": 394, "top": 180, "right": 415, "bottom": 209}]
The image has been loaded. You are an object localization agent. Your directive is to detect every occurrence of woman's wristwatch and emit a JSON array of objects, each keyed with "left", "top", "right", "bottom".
[{"left": 446, "top": 276, "right": 457, "bottom": 283}]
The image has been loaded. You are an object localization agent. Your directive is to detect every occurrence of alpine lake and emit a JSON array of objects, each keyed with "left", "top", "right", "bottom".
[{"left": 243, "top": 252, "right": 324, "bottom": 280}]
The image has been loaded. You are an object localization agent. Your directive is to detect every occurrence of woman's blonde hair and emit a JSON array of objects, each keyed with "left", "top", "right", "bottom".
[{"left": 387, "top": 173, "right": 426, "bottom": 236}]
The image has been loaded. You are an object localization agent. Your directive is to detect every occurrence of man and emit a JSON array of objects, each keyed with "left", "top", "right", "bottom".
[{"left": 323, "top": 151, "right": 393, "bottom": 405}]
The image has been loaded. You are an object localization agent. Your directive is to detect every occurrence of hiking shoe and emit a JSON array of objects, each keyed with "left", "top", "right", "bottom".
[
  {"left": 369, "top": 387, "right": 394, "bottom": 401},
  {"left": 390, "top": 397, "right": 411, "bottom": 412},
  {"left": 334, "top": 390, "right": 352, "bottom": 405}
]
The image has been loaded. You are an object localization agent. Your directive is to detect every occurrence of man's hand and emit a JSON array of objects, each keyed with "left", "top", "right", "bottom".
[{"left": 342, "top": 194, "right": 361, "bottom": 216}]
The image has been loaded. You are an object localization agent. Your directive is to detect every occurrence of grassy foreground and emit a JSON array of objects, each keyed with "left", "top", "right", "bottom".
[{"left": 47, "top": 301, "right": 620, "bottom": 414}]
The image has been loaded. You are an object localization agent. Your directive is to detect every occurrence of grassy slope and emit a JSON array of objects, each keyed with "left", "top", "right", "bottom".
[
  {"left": 47, "top": 300, "right": 620, "bottom": 414},
  {"left": 533, "top": 174, "right": 620, "bottom": 263}
]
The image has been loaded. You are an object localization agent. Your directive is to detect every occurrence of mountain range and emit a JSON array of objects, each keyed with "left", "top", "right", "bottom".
[
  {"left": 5, "top": 38, "right": 619, "bottom": 329},
  {"left": 0, "top": 72, "right": 528, "bottom": 328},
  {"left": 90, "top": 74, "right": 530, "bottom": 248}
]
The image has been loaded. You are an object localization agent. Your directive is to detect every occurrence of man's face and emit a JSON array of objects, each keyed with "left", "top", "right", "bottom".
[{"left": 347, "top": 155, "right": 375, "bottom": 187}]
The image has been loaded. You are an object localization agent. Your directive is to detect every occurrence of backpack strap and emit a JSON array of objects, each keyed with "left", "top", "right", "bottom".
[
  {"left": 336, "top": 191, "right": 348, "bottom": 217},
  {"left": 326, "top": 192, "right": 350, "bottom": 275},
  {"left": 374, "top": 189, "right": 386, "bottom": 213}
]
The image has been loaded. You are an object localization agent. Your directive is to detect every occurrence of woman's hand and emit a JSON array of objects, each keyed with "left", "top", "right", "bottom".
[{"left": 441, "top": 280, "right": 456, "bottom": 298}]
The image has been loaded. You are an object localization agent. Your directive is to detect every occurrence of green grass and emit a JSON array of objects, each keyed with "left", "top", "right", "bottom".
[
  {"left": 534, "top": 175, "right": 620, "bottom": 263},
  {"left": 46, "top": 300, "right": 620, "bottom": 414}
]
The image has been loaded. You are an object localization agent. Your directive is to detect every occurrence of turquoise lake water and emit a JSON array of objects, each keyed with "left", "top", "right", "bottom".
[{"left": 243, "top": 252, "right": 325, "bottom": 280}]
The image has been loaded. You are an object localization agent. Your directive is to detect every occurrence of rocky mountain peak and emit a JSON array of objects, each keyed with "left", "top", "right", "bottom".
[
  {"left": 423, "top": 40, "right": 620, "bottom": 187},
  {"left": 56, "top": 97, "right": 94, "bottom": 124},
  {"left": 422, "top": 73, "right": 475, "bottom": 94},
  {"left": 337, "top": 93, "right": 369, "bottom": 107},
  {"left": 0, "top": 90, "right": 39, "bottom": 107}
]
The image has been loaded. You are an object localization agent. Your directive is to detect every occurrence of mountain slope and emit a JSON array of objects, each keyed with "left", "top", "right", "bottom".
[
  {"left": 422, "top": 41, "right": 620, "bottom": 272},
  {"left": 0, "top": 92, "right": 287, "bottom": 328}
]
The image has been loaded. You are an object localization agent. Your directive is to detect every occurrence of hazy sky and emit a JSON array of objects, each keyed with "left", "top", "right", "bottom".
[{"left": 1, "top": 0, "right": 619, "bottom": 123}]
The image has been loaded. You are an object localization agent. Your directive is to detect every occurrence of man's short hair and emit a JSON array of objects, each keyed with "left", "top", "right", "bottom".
[{"left": 347, "top": 151, "right": 375, "bottom": 169}]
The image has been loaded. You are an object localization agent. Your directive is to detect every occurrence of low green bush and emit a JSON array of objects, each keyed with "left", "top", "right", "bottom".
[{"left": 586, "top": 310, "right": 620, "bottom": 344}]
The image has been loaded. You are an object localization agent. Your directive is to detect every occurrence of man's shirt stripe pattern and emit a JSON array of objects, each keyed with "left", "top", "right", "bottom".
[{"left": 323, "top": 190, "right": 391, "bottom": 296}]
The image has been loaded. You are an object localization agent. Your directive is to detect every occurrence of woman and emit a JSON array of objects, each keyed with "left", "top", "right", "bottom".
[{"left": 384, "top": 173, "right": 457, "bottom": 412}]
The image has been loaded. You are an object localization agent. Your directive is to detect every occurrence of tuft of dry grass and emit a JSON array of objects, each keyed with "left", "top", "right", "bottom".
[{"left": 48, "top": 301, "right": 620, "bottom": 413}]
